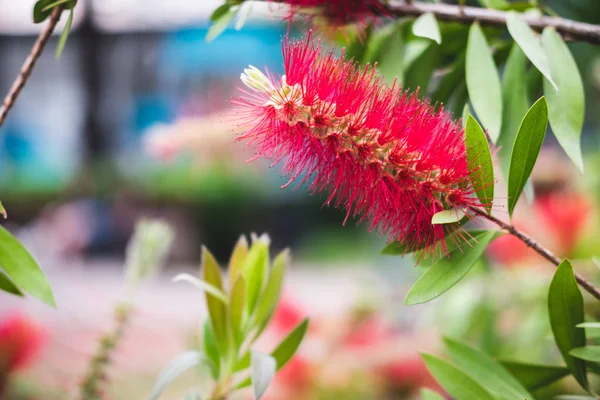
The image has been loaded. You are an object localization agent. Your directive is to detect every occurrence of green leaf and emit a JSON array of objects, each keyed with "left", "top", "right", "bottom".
[
  {"left": 555, "top": 397, "right": 596, "bottom": 400},
  {"left": 0, "top": 201, "right": 7, "bottom": 219},
  {"left": 377, "top": 23, "right": 405, "bottom": 84},
  {"left": 498, "top": 44, "right": 529, "bottom": 172},
  {"left": 229, "top": 276, "right": 246, "bottom": 345},
  {"left": 206, "top": 9, "right": 237, "bottom": 42},
  {"left": 466, "top": 23, "right": 502, "bottom": 142},
  {"left": 202, "top": 321, "right": 220, "bottom": 379},
  {"left": 412, "top": 13, "right": 441, "bottom": 44},
  {"left": 233, "top": 351, "right": 251, "bottom": 373},
  {"left": 465, "top": 115, "right": 495, "bottom": 214},
  {"left": 0, "top": 270, "right": 23, "bottom": 297},
  {"left": 404, "top": 42, "right": 439, "bottom": 95},
  {"left": 570, "top": 346, "right": 600, "bottom": 362},
  {"left": 210, "top": 4, "right": 232, "bottom": 22},
  {"left": 253, "top": 249, "right": 289, "bottom": 336},
  {"left": 541, "top": 27, "right": 585, "bottom": 172},
  {"left": 500, "top": 360, "right": 570, "bottom": 391},
  {"left": 507, "top": 97, "right": 548, "bottom": 217},
  {"left": 0, "top": 226, "right": 55, "bottom": 306},
  {"left": 272, "top": 319, "right": 309, "bottom": 370},
  {"left": 228, "top": 235, "right": 248, "bottom": 285},
  {"left": 251, "top": 352, "right": 276, "bottom": 399},
  {"left": 444, "top": 338, "right": 534, "bottom": 400},
  {"left": 243, "top": 239, "right": 269, "bottom": 315},
  {"left": 420, "top": 389, "right": 445, "bottom": 400},
  {"left": 172, "top": 273, "right": 229, "bottom": 304},
  {"left": 422, "top": 354, "right": 496, "bottom": 400},
  {"left": 234, "top": 319, "right": 310, "bottom": 392},
  {"left": 506, "top": 12, "right": 557, "bottom": 90},
  {"left": 55, "top": 8, "right": 74, "bottom": 59},
  {"left": 577, "top": 322, "right": 600, "bottom": 329},
  {"left": 404, "top": 231, "right": 500, "bottom": 305},
  {"left": 148, "top": 351, "right": 206, "bottom": 400},
  {"left": 33, "top": 0, "right": 55, "bottom": 23},
  {"left": 431, "top": 52, "right": 465, "bottom": 105},
  {"left": 235, "top": 2, "right": 253, "bottom": 30},
  {"left": 548, "top": 259, "right": 588, "bottom": 389},
  {"left": 431, "top": 209, "right": 465, "bottom": 225},
  {"left": 201, "top": 247, "right": 228, "bottom": 350}
]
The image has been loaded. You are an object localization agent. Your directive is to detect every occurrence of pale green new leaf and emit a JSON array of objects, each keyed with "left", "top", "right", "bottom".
[
  {"left": 253, "top": 249, "right": 289, "bottom": 336},
  {"left": 206, "top": 8, "right": 237, "bottom": 42},
  {"left": 229, "top": 276, "right": 246, "bottom": 345},
  {"left": 431, "top": 209, "right": 465, "bottom": 225},
  {"left": 243, "top": 239, "right": 270, "bottom": 314},
  {"left": 172, "top": 273, "right": 228, "bottom": 304},
  {"left": 201, "top": 247, "right": 228, "bottom": 350},
  {"left": 542, "top": 27, "right": 585, "bottom": 172},
  {"left": 466, "top": 23, "right": 502, "bottom": 142}
]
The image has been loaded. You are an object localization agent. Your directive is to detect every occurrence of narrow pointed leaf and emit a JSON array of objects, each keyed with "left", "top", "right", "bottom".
[
  {"left": 253, "top": 249, "right": 289, "bottom": 335},
  {"left": 243, "top": 240, "right": 269, "bottom": 314},
  {"left": 0, "top": 226, "right": 55, "bottom": 306},
  {"left": 229, "top": 235, "right": 249, "bottom": 285},
  {"left": 272, "top": 319, "right": 309, "bottom": 370},
  {"left": 498, "top": 44, "right": 529, "bottom": 171},
  {"left": 201, "top": 247, "right": 228, "bottom": 349},
  {"left": 0, "top": 270, "right": 23, "bottom": 297},
  {"left": 421, "top": 389, "right": 445, "bottom": 400},
  {"left": 508, "top": 97, "right": 548, "bottom": 216},
  {"left": 412, "top": 13, "right": 441, "bottom": 44},
  {"left": 55, "top": 9, "right": 74, "bottom": 59},
  {"left": 251, "top": 352, "right": 276, "bottom": 399},
  {"left": 500, "top": 360, "right": 570, "bottom": 391},
  {"left": 229, "top": 276, "right": 246, "bottom": 345},
  {"left": 173, "top": 273, "right": 228, "bottom": 304},
  {"left": 431, "top": 209, "right": 465, "bottom": 225},
  {"left": 148, "top": 351, "right": 206, "bottom": 400},
  {"left": 405, "top": 231, "right": 499, "bottom": 305},
  {"left": 570, "top": 346, "right": 600, "bottom": 362},
  {"left": 465, "top": 115, "right": 494, "bottom": 214},
  {"left": 548, "top": 259, "right": 588, "bottom": 389},
  {"left": 466, "top": 23, "right": 502, "bottom": 142},
  {"left": 506, "top": 12, "right": 557, "bottom": 89},
  {"left": 422, "top": 354, "right": 496, "bottom": 400},
  {"left": 577, "top": 322, "right": 600, "bottom": 329},
  {"left": 202, "top": 321, "right": 220, "bottom": 379},
  {"left": 206, "top": 9, "right": 236, "bottom": 42},
  {"left": 444, "top": 338, "right": 534, "bottom": 400},
  {"left": 542, "top": 27, "right": 585, "bottom": 172}
]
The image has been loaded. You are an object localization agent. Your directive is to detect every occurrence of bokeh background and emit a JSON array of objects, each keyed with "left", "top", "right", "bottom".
[{"left": 1, "top": 0, "right": 600, "bottom": 399}]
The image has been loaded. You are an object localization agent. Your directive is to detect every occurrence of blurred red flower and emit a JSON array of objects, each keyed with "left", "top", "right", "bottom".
[{"left": 0, "top": 312, "right": 45, "bottom": 373}]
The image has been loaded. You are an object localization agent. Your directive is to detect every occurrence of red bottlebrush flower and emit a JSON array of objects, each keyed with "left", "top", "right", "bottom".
[
  {"left": 0, "top": 312, "right": 45, "bottom": 372},
  {"left": 234, "top": 34, "right": 484, "bottom": 253},
  {"left": 280, "top": 0, "right": 386, "bottom": 27}
]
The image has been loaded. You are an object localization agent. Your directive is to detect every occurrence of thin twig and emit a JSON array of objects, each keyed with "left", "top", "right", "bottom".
[
  {"left": 385, "top": 0, "right": 600, "bottom": 45},
  {"left": 0, "top": 6, "right": 64, "bottom": 128},
  {"left": 469, "top": 206, "right": 600, "bottom": 301}
]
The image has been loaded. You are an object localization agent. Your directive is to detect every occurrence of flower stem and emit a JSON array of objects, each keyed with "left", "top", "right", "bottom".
[
  {"left": 469, "top": 206, "right": 600, "bottom": 301},
  {"left": 78, "top": 303, "right": 133, "bottom": 400}
]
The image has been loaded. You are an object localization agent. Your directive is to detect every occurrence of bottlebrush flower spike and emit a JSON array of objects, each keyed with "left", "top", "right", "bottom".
[{"left": 234, "top": 34, "right": 488, "bottom": 254}]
